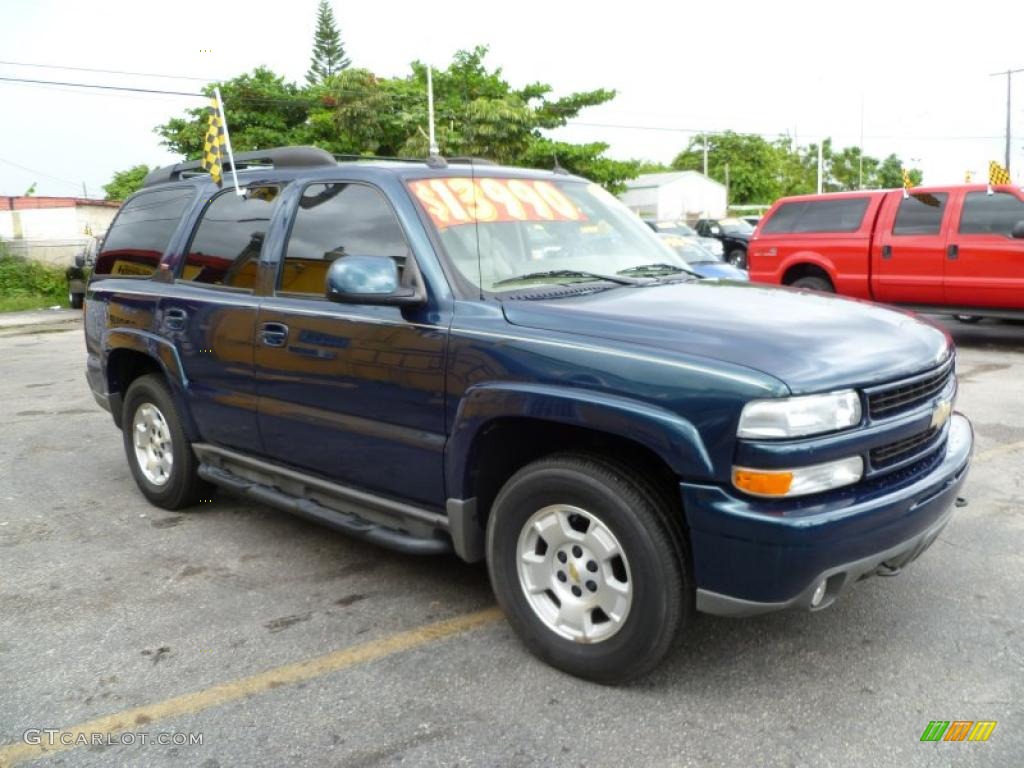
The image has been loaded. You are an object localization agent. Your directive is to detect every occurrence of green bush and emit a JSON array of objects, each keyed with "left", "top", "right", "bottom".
[{"left": 0, "top": 245, "right": 68, "bottom": 310}]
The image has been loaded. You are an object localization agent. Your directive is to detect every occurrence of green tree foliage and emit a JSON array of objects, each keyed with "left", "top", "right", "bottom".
[
  {"left": 670, "top": 132, "right": 924, "bottom": 204},
  {"left": 157, "top": 68, "right": 307, "bottom": 157},
  {"left": 155, "top": 46, "right": 638, "bottom": 190},
  {"left": 103, "top": 164, "right": 151, "bottom": 200},
  {"left": 306, "top": 0, "right": 350, "bottom": 85}
]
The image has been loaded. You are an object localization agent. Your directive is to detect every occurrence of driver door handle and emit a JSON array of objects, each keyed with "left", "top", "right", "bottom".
[{"left": 259, "top": 322, "right": 289, "bottom": 348}]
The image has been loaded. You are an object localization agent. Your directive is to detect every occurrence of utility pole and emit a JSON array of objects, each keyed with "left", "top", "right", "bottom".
[
  {"left": 817, "top": 141, "right": 824, "bottom": 194},
  {"left": 702, "top": 134, "right": 708, "bottom": 177},
  {"left": 990, "top": 67, "right": 1023, "bottom": 173},
  {"left": 724, "top": 163, "right": 730, "bottom": 206}
]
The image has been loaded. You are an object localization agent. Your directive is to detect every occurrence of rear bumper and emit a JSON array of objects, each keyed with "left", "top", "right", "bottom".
[{"left": 683, "top": 413, "right": 972, "bottom": 616}]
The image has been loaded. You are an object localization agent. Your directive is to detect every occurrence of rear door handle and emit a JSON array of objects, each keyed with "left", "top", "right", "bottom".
[
  {"left": 881, "top": 245, "right": 893, "bottom": 260},
  {"left": 947, "top": 244, "right": 959, "bottom": 260},
  {"left": 164, "top": 308, "right": 187, "bottom": 331},
  {"left": 260, "top": 322, "right": 289, "bottom": 347}
]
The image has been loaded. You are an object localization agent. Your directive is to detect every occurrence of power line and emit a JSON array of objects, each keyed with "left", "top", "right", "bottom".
[
  {"left": 0, "top": 156, "right": 83, "bottom": 191},
  {"left": 0, "top": 59, "right": 215, "bottom": 82},
  {"left": 0, "top": 73, "right": 1010, "bottom": 144}
]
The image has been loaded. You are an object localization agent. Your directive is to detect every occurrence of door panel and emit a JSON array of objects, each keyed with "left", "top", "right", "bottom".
[
  {"left": 158, "top": 186, "right": 283, "bottom": 452},
  {"left": 254, "top": 299, "right": 447, "bottom": 506},
  {"left": 945, "top": 189, "right": 1024, "bottom": 308},
  {"left": 872, "top": 191, "right": 950, "bottom": 304},
  {"left": 254, "top": 181, "right": 448, "bottom": 507}
]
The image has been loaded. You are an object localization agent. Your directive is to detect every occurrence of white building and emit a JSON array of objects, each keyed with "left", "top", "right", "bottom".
[
  {"left": 0, "top": 196, "right": 120, "bottom": 265},
  {"left": 619, "top": 171, "right": 727, "bottom": 222}
]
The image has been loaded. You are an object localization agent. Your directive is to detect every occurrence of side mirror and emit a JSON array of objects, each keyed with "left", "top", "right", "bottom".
[
  {"left": 74, "top": 253, "right": 86, "bottom": 268},
  {"left": 326, "top": 255, "right": 424, "bottom": 306},
  {"left": 1012, "top": 220, "right": 1024, "bottom": 239}
]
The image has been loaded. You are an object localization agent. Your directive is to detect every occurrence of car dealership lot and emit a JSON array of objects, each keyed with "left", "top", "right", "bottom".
[{"left": 1, "top": 319, "right": 1021, "bottom": 768}]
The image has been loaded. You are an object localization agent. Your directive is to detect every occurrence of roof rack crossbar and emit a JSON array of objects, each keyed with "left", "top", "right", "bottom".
[{"left": 142, "top": 146, "right": 337, "bottom": 188}]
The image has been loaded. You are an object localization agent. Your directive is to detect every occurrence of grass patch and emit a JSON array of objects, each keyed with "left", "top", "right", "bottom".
[
  {"left": 0, "top": 247, "right": 69, "bottom": 312},
  {"left": 0, "top": 294, "right": 65, "bottom": 312}
]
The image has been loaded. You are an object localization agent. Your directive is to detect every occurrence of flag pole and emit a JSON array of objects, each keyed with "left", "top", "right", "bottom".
[{"left": 214, "top": 87, "right": 243, "bottom": 196}]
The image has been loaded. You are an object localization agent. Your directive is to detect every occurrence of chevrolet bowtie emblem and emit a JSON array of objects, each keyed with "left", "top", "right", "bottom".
[
  {"left": 931, "top": 400, "right": 952, "bottom": 430},
  {"left": 568, "top": 562, "right": 580, "bottom": 583}
]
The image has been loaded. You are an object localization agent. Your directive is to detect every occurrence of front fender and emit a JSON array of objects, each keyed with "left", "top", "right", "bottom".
[{"left": 445, "top": 381, "right": 714, "bottom": 499}]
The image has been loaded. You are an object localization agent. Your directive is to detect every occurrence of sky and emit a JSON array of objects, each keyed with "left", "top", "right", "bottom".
[{"left": 0, "top": 0, "right": 1021, "bottom": 198}]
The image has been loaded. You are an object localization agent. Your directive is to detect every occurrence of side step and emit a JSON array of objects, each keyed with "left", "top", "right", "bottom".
[{"left": 194, "top": 444, "right": 452, "bottom": 557}]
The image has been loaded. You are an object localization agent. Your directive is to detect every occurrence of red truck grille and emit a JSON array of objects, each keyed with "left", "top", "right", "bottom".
[{"left": 867, "top": 358, "right": 954, "bottom": 419}]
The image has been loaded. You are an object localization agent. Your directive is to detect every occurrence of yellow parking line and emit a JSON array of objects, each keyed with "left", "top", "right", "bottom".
[
  {"left": 975, "top": 439, "right": 1024, "bottom": 463},
  {"left": 0, "top": 607, "right": 503, "bottom": 767}
]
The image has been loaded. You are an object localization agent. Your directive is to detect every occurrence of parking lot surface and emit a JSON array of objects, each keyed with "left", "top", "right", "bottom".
[{"left": 1, "top": 317, "right": 1022, "bottom": 767}]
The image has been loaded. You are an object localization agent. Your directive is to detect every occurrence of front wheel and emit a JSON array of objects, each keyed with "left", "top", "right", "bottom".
[
  {"left": 68, "top": 291, "right": 83, "bottom": 309},
  {"left": 486, "top": 454, "right": 691, "bottom": 683},
  {"left": 726, "top": 248, "right": 748, "bottom": 269}
]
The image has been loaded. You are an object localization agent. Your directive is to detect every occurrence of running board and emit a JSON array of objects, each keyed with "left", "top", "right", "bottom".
[{"left": 193, "top": 443, "right": 452, "bottom": 557}]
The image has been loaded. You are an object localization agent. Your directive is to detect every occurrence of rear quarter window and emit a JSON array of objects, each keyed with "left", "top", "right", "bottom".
[
  {"left": 94, "top": 187, "right": 195, "bottom": 276},
  {"left": 761, "top": 198, "right": 870, "bottom": 235}
]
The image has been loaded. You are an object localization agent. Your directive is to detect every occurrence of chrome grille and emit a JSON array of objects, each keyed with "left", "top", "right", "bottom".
[{"left": 868, "top": 359, "right": 953, "bottom": 419}]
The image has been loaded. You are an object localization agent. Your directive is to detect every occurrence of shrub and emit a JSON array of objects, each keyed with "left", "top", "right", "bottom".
[{"left": 0, "top": 245, "right": 68, "bottom": 308}]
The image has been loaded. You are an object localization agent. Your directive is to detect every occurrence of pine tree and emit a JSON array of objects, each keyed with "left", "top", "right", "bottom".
[{"left": 305, "top": 1, "right": 350, "bottom": 85}]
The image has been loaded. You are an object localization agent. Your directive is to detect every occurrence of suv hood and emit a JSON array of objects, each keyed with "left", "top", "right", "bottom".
[{"left": 502, "top": 281, "right": 950, "bottom": 394}]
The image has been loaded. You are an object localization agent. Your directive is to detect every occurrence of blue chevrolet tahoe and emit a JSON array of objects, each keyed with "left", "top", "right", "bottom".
[{"left": 84, "top": 147, "right": 973, "bottom": 682}]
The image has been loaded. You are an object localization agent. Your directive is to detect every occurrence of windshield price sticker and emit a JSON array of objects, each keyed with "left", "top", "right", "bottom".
[{"left": 409, "top": 178, "right": 585, "bottom": 228}]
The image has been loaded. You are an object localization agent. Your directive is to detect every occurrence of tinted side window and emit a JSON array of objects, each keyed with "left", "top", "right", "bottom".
[
  {"left": 959, "top": 191, "right": 1024, "bottom": 235},
  {"left": 181, "top": 186, "right": 279, "bottom": 289},
  {"left": 761, "top": 198, "right": 870, "bottom": 234},
  {"left": 893, "top": 193, "right": 948, "bottom": 236},
  {"left": 94, "top": 188, "right": 194, "bottom": 276},
  {"left": 280, "top": 183, "right": 410, "bottom": 295}
]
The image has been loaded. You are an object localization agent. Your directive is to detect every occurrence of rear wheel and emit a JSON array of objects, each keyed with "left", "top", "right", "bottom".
[
  {"left": 791, "top": 275, "right": 834, "bottom": 293},
  {"left": 122, "top": 374, "right": 210, "bottom": 509},
  {"left": 68, "top": 290, "right": 83, "bottom": 309},
  {"left": 486, "top": 453, "right": 691, "bottom": 683}
]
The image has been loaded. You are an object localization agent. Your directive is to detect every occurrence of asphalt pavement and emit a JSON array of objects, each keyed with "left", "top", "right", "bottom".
[{"left": 0, "top": 315, "right": 1021, "bottom": 767}]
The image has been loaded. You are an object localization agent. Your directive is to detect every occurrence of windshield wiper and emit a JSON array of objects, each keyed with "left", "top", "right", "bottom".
[
  {"left": 492, "top": 269, "right": 639, "bottom": 287},
  {"left": 617, "top": 263, "right": 699, "bottom": 279}
]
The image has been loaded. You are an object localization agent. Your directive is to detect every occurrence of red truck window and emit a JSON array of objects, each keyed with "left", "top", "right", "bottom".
[
  {"left": 892, "top": 193, "right": 948, "bottom": 236},
  {"left": 958, "top": 191, "right": 1024, "bottom": 236},
  {"left": 761, "top": 198, "right": 870, "bottom": 235}
]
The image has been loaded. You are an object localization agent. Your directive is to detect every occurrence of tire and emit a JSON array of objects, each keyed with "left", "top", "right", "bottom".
[
  {"left": 955, "top": 314, "right": 982, "bottom": 324},
  {"left": 486, "top": 453, "right": 692, "bottom": 684},
  {"left": 791, "top": 275, "right": 834, "bottom": 293},
  {"left": 69, "top": 291, "right": 83, "bottom": 310},
  {"left": 726, "top": 248, "right": 748, "bottom": 270},
  {"left": 122, "top": 374, "right": 210, "bottom": 510}
]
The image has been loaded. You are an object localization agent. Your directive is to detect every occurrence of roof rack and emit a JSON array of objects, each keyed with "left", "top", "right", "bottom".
[{"left": 141, "top": 146, "right": 337, "bottom": 188}]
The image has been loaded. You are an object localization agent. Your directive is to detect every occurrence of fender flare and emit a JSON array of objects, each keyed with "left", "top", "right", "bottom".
[
  {"left": 779, "top": 253, "right": 837, "bottom": 285},
  {"left": 445, "top": 381, "right": 714, "bottom": 500},
  {"left": 102, "top": 329, "right": 199, "bottom": 438}
]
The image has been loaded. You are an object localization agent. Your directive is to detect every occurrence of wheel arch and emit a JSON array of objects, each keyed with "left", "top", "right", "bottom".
[
  {"left": 103, "top": 330, "right": 197, "bottom": 437},
  {"left": 781, "top": 260, "right": 835, "bottom": 288},
  {"left": 445, "top": 383, "right": 712, "bottom": 560}
]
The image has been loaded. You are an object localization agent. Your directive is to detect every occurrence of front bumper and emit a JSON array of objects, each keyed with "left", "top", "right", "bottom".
[{"left": 683, "top": 413, "right": 972, "bottom": 616}]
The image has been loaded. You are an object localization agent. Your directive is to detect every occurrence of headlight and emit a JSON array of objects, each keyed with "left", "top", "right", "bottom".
[
  {"left": 738, "top": 390, "right": 862, "bottom": 439},
  {"left": 733, "top": 455, "right": 864, "bottom": 497}
]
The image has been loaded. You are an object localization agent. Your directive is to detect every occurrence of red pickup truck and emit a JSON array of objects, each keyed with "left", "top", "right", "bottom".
[{"left": 748, "top": 185, "right": 1024, "bottom": 319}]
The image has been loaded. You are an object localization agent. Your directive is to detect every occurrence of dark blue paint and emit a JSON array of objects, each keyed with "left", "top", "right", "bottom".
[{"left": 85, "top": 159, "right": 973, "bottom": 610}]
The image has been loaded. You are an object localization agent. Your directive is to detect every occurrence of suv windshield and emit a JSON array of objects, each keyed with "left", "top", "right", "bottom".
[
  {"left": 718, "top": 218, "right": 754, "bottom": 235},
  {"left": 652, "top": 220, "right": 698, "bottom": 237},
  {"left": 409, "top": 177, "right": 687, "bottom": 292}
]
